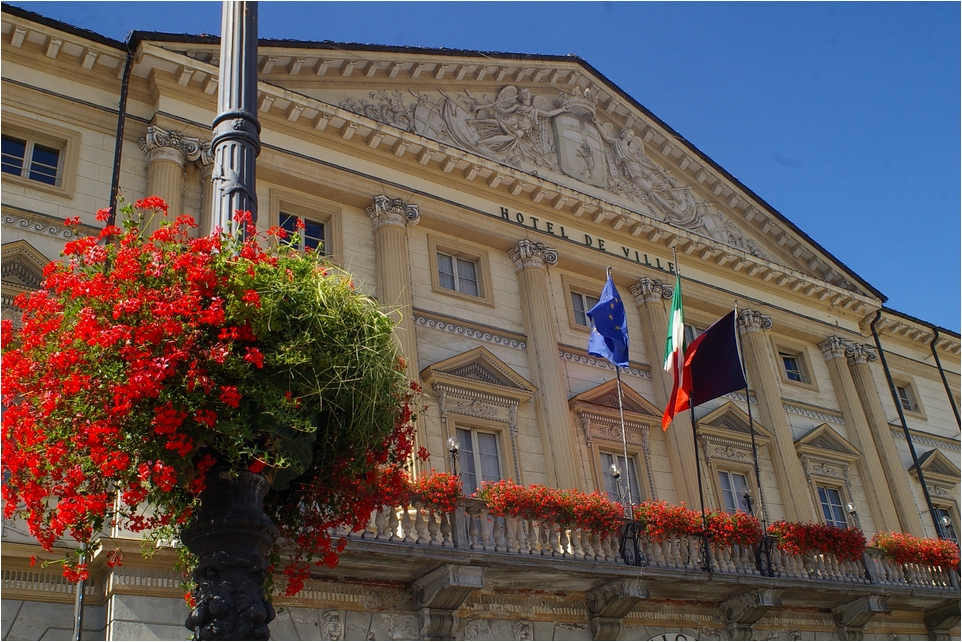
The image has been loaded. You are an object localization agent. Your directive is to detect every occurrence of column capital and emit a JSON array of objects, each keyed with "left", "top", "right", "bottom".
[
  {"left": 141, "top": 125, "right": 212, "bottom": 165},
  {"left": 629, "top": 277, "right": 673, "bottom": 306},
  {"left": 845, "top": 342, "right": 878, "bottom": 365},
  {"left": 366, "top": 194, "right": 420, "bottom": 230},
  {"left": 508, "top": 239, "right": 558, "bottom": 272},
  {"left": 737, "top": 309, "right": 773, "bottom": 334},
  {"left": 818, "top": 335, "right": 852, "bottom": 361}
]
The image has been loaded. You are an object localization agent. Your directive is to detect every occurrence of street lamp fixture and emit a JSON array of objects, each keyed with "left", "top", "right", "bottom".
[
  {"left": 846, "top": 502, "right": 861, "bottom": 530},
  {"left": 447, "top": 436, "right": 460, "bottom": 478},
  {"left": 740, "top": 485, "right": 754, "bottom": 515}
]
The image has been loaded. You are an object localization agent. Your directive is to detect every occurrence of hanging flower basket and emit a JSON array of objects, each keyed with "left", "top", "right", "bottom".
[{"left": 1, "top": 198, "right": 420, "bottom": 596}]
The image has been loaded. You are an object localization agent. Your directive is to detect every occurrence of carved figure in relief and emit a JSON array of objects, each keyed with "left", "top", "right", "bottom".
[
  {"left": 321, "top": 610, "right": 344, "bottom": 641},
  {"left": 513, "top": 620, "right": 534, "bottom": 641}
]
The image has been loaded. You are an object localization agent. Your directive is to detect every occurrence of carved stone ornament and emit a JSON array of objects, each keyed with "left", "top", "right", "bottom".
[
  {"left": 140, "top": 125, "right": 213, "bottom": 165},
  {"left": 508, "top": 239, "right": 559, "bottom": 272},
  {"left": 818, "top": 335, "right": 850, "bottom": 361},
  {"left": 721, "top": 589, "right": 782, "bottom": 642},
  {"left": 832, "top": 595, "right": 888, "bottom": 641},
  {"left": 413, "top": 564, "right": 483, "bottom": 640},
  {"left": 737, "top": 309, "right": 773, "bottom": 334},
  {"left": 586, "top": 579, "right": 650, "bottom": 641},
  {"left": 629, "top": 277, "right": 673, "bottom": 305},
  {"left": 366, "top": 194, "right": 420, "bottom": 230},
  {"left": 844, "top": 342, "right": 878, "bottom": 365}
]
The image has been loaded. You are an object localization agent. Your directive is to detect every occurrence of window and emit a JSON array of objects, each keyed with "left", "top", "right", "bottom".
[
  {"left": 437, "top": 252, "right": 479, "bottom": 297},
  {"left": 570, "top": 291, "right": 600, "bottom": 328},
  {"left": 717, "top": 470, "right": 750, "bottom": 514},
  {"left": 601, "top": 452, "right": 641, "bottom": 505},
  {"left": 2, "top": 134, "right": 61, "bottom": 186},
  {"left": 280, "top": 212, "right": 325, "bottom": 253},
  {"left": 456, "top": 427, "right": 501, "bottom": 493},
  {"left": 896, "top": 384, "right": 920, "bottom": 414},
  {"left": 780, "top": 352, "right": 805, "bottom": 383},
  {"left": 684, "top": 324, "right": 705, "bottom": 345},
  {"left": 817, "top": 485, "right": 848, "bottom": 528},
  {"left": 934, "top": 507, "right": 958, "bottom": 543}
]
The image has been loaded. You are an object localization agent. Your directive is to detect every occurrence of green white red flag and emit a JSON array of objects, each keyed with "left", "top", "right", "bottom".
[{"left": 662, "top": 272, "right": 686, "bottom": 430}]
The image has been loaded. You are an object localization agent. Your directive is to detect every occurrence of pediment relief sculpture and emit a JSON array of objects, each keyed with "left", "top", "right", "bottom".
[
  {"left": 694, "top": 401, "right": 772, "bottom": 445},
  {"left": 910, "top": 449, "right": 960, "bottom": 488},
  {"left": 420, "top": 346, "right": 536, "bottom": 402},
  {"left": 338, "top": 86, "right": 766, "bottom": 259},
  {"left": 795, "top": 424, "right": 860, "bottom": 463},
  {"left": 2, "top": 240, "right": 49, "bottom": 291},
  {"left": 568, "top": 379, "right": 660, "bottom": 418}
]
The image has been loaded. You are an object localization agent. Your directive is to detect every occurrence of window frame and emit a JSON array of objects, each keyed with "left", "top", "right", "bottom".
[
  {"left": 815, "top": 483, "right": 850, "bottom": 529},
  {"left": 0, "top": 113, "right": 79, "bottom": 198},
  {"left": 561, "top": 274, "right": 604, "bottom": 334},
  {"left": 452, "top": 422, "right": 506, "bottom": 494},
  {"left": 933, "top": 505, "right": 959, "bottom": 544},
  {"left": 771, "top": 338, "right": 819, "bottom": 391},
  {"left": 427, "top": 235, "right": 494, "bottom": 307},
  {"left": 716, "top": 469, "right": 753, "bottom": 514},
  {"left": 599, "top": 450, "right": 643, "bottom": 506},
  {"left": 893, "top": 379, "right": 925, "bottom": 418},
  {"left": 269, "top": 189, "right": 341, "bottom": 263}
]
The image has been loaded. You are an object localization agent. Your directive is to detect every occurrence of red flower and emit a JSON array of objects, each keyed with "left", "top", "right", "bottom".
[
  {"left": 134, "top": 196, "right": 168, "bottom": 213},
  {"left": 871, "top": 531, "right": 960, "bottom": 570}
]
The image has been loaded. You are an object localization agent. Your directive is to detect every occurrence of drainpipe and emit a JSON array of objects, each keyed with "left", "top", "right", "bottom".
[
  {"left": 106, "top": 36, "right": 134, "bottom": 227},
  {"left": 870, "top": 310, "right": 945, "bottom": 539},
  {"left": 929, "top": 326, "right": 961, "bottom": 428}
]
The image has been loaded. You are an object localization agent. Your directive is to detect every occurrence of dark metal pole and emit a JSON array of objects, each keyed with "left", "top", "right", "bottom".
[
  {"left": 870, "top": 311, "right": 945, "bottom": 539},
  {"left": 210, "top": 1, "right": 261, "bottom": 238}
]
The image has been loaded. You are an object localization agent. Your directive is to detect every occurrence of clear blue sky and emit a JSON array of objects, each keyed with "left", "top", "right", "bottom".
[{"left": 11, "top": 2, "right": 961, "bottom": 332}]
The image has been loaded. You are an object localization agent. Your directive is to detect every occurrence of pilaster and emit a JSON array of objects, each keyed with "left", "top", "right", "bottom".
[
  {"left": 844, "top": 342, "right": 925, "bottom": 536},
  {"left": 818, "top": 336, "right": 901, "bottom": 532},
  {"left": 509, "top": 239, "right": 580, "bottom": 490},
  {"left": 628, "top": 277, "right": 698, "bottom": 505},
  {"left": 737, "top": 309, "right": 816, "bottom": 523}
]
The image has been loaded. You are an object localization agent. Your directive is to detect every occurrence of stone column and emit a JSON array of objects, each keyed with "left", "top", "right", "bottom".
[
  {"left": 818, "top": 336, "right": 902, "bottom": 532},
  {"left": 141, "top": 134, "right": 186, "bottom": 233},
  {"left": 366, "top": 195, "right": 420, "bottom": 381},
  {"left": 737, "top": 309, "right": 816, "bottom": 523},
  {"left": 509, "top": 240, "right": 580, "bottom": 490},
  {"left": 628, "top": 277, "right": 699, "bottom": 505},
  {"left": 844, "top": 342, "right": 925, "bottom": 536},
  {"left": 200, "top": 161, "right": 215, "bottom": 236}
]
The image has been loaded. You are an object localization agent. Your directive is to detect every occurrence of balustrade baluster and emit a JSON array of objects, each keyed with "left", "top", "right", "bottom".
[
  {"left": 413, "top": 505, "right": 428, "bottom": 544},
  {"left": 468, "top": 508, "right": 481, "bottom": 550},
  {"left": 388, "top": 506, "right": 401, "bottom": 542},
  {"left": 505, "top": 516, "right": 519, "bottom": 554},
  {"left": 427, "top": 508, "right": 440, "bottom": 545},
  {"left": 493, "top": 516, "right": 506, "bottom": 552},
  {"left": 401, "top": 505, "right": 416, "bottom": 543},
  {"left": 439, "top": 510, "right": 453, "bottom": 547},
  {"left": 479, "top": 509, "right": 494, "bottom": 550},
  {"left": 547, "top": 522, "right": 560, "bottom": 557}
]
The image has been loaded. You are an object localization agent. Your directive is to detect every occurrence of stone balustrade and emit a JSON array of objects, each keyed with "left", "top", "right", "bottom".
[{"left": 343, "top": 500, "right": 960, "bottom": 591}]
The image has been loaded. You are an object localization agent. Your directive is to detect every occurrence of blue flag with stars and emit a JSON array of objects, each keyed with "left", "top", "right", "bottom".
[{"left": 587, "top": 275, "right": 629, "bottom": 367}]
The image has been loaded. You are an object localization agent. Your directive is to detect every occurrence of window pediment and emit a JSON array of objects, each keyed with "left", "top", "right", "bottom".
[
  {"left": 795, "top": 424, "right": 860, "bottom": 464},
  {"left": 694, "top": 401, "right": 772, "bottom": 447},
  {"left": 2, "top": 240, "right": 49, "bottom": 291},
  {"left": 420, "top": 346, "right": 535, "bottom": 403},
  {"left": 910, "top": 449, "right": 961, "bottom": 489},
  {"left": 568, "top": 379, "right": 660, "bottom": 420}
]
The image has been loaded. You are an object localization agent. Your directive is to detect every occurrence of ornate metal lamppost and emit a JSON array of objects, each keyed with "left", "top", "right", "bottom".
[{"left": 182, "top": 3, "right": 276, "bottom": 640}]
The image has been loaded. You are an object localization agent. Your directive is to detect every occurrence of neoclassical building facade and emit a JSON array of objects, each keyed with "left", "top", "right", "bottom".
[{"left": 1, "top": 5, "right": 959, "bottom": 640}]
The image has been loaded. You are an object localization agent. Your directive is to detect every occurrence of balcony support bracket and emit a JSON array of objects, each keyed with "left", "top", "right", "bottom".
[
  {"left": 586, "top": 579, "right": 650, "bottom": 640},
  {"left": 925, "top": 600, "right": 961, "bottom": 641},
  {"left": 721, "top": 588, "right": 781, "bottom": 640},
  {"left": 832, "top": 595, "right": 888, "bottom": 641},
  {"left": 413, "top": 564, "right": 484, "bottom": 640}
]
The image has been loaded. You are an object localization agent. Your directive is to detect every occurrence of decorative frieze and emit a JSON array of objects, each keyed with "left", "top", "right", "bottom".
[
  {"left": 413, "top": 313, "right": 526, "bottom": 350},
  {"left": 559, "top": 348, "right": 649, "bottom": 378},
  {"left": 783, "top": 403, "right": 844, "bottom": 425},
  {"left": 366, "top": 194, "right": 420, "bottom": 229},
  {"left": 2, "top": 213, "right": 79, "bottom": 240}
]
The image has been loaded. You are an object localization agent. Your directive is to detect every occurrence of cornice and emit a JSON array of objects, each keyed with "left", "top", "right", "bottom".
[{"left": 871, "top": 311, "right": 961, "bottom": 356}]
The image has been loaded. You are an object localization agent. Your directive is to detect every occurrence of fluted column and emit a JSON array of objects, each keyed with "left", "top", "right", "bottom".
[
  {"left": 210, "top": 1, "right": 260, "bottom": 236},
  {"left": 737, "top": 310, "right": 816, "bottom": 523},
  {"left": 509, "top": 240, "right": 580, "bottom": 490},
  {"left": 200, "top": 161, "right": 215, "bottom": 237},
  {"left": 628, "top": 277, "right": 698, "bottom": 505},
  {"left": 844, "top": 342, "right": 924, "bottom": 536},
  {"left": 819, "top": 337, "right": 902, "bottom": 532}
]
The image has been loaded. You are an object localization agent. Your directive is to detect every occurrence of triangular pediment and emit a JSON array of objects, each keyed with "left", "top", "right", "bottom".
[
  {"left": 910, "top": 449, "right": 961, "bottom": 488},
  {"left": 796, "top": 424, "right": 860, "bottom": 462},
  {"left": 95, "top": 23, "right": 881, "bottom": 300},
  {"left": 1, "top": 240, "right": 50, "bottom": 292},
  {"left": 420, "top": 346, "right": 535, "bottom": 401},
  {"left": 568, "top": 379, "right": 660, "bottom": 418},
  {"left": 694, "top": 401, "right": 772, "bottom": 443}
]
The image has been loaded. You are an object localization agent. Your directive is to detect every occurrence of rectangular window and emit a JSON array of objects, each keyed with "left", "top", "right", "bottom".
[
  {"left": 684, "top": 324, "right": 705, "bottom": 345},
  {"left": 780, "top": 352, "right": 805, "bottom": 383},
  {"left": 437, "top": 252, "right": 479, "bottom": 297},
  {"left": 717, "top": 470, "right": 750, "bottom": 513},
  {"left": 570, "top": 291, "right": 600, "bottom": 328},
  {"left": 817, "top": 485, "right": 848, "bottom": 528},
  {"left": 456, "top": 428, "right": 501, "bottom": 493},
  {"left": 1, "top": 134, "right": 61, "bottom": 186},
  {"left": 600, "top": 452, "right": 641, "bottom": 505},
  {"left": 934, "top": 507, "right": 958, "bottom": 543},
  {"left": 279, "top": 212, "right": 325, "bottom": 253},
  {"left": 896, "top": 384, "right": 920, "bottom": 413}
]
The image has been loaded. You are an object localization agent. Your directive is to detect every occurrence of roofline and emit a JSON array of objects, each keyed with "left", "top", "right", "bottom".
[
  {"left": 882, "top": 306, "right": 961, "bottom": 338},
  {"left": 2, "top": 2, "right": 127, "bottom": 50},
  {"left": 3, "top": 6, "right": 886, "bottom": 302}
]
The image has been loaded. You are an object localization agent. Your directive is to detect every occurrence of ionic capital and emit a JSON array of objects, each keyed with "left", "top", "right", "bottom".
[
  {"left": 844, "top": 342, "right": 878, "bottom": 365},
  {"left": 366, "top": 194, "right": 420, "bottom": 230},
  {"left": 141, "top": 125, "right": 212, "bottom": 165},
  {"left": 629, "top": 277, "right": 673, "bottom": 306},
  {"left": 737, "top": 309, "right": 773, "bottom": 334},
  {"left": 818, "top": 335, "right": 851, "bottom": 361},
  {"left": 508, "top": 239, "right": 558, "bottom": 272}
]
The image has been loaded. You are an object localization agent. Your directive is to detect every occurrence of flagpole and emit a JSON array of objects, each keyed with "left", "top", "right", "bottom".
[
  {"left": 672, "top": 248, "right": 712, "bottom": 573},
  {"left": 602, "top": 266, "right": 634, "bottom": 518}
]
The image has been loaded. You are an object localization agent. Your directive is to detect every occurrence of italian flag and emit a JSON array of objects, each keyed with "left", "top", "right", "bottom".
[{"left": 662, "top": 273, "right": 687, "bottom": 430}]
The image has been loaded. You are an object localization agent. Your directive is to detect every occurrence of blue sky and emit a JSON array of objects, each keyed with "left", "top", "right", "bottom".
[{"left": 10, "top": 2, "right": 961, "bottom": 332}]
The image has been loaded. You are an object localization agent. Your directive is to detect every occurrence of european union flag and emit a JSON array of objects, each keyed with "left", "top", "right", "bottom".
[{"left": 587, "top": 275, "right": 629, "bottom": 367}]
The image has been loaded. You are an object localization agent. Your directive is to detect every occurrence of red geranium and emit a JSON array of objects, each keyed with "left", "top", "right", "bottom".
[
  {"left": 870, "top": 531, "right": 960, "bottom": 570},
  {"left": 767, "top": 521, "right": 866, "bottom": 562},
  {"left": 478, "top": 480, "right": 623, "bottom": 535}
]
